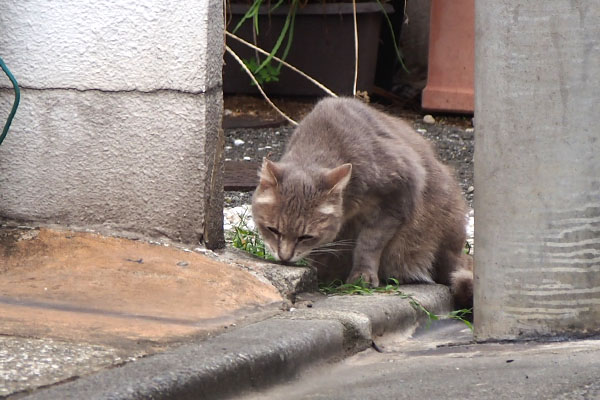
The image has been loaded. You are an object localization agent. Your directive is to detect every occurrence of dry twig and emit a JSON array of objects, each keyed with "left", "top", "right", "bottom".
[
  {"left": 352, "top": 0, "right": 359, "bottom": 97},
  {"left": 225, "top": 45, "right": 299, "bottom": 126},
  {"left": 226, "top": 31, "right": 338, "bottom": 98}
]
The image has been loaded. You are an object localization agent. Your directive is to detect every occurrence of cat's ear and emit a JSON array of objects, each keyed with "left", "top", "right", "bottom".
[
  {"left": 325, "top": 163, "right": 352, "bottom": 194},
  {"left": 258, "top": 158, "right": 282, "bottom": 189}
]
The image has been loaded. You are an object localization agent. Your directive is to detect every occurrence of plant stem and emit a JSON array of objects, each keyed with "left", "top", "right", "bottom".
[
  {"left": 226, "top": 31, "right": 338, "bottom": 98},
  {"left": 225, "top": 45, "right": 299, "bottom": 126},
  {"left": 352, "top": 0, "right": 359, "bottom": 97}
]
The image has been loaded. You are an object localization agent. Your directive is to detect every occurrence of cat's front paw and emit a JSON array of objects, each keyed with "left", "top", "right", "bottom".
[{"left": 347, "top": 268, "right": 380, "bottom": 287}]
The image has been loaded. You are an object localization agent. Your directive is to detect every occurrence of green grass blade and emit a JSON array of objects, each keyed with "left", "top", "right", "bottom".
[
  {"left": 231, "top": 0, "right": 262, "bottom": 34},
  {"left": 375, "top": 0, "right": 408, "bottom": 73},
  {"left": 254, "top": 0, "right": 297, "bottom": 74},
  {"left": 275, "top": 0, "right": 298, "bottom": 73},
  {"left": 270, "top": 0, "right": 286, "bottom": 13}
]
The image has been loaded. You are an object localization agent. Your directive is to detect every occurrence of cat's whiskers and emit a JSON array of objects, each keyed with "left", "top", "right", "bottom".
[
  {"left": 309, "top": 249, "right": 344, "bottom": 260},
  {"left": 305, "top": 257, "right": 329, "bottom": 268},
  {"left": 315, "top": 240, "right": 356, "bottom": 251}
]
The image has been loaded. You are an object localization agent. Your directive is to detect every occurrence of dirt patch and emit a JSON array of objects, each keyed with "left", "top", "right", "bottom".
[{"left": 224, "top": 94, "right": 316, "bottom": 123}]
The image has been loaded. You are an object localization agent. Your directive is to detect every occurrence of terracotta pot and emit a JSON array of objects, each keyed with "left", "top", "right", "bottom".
[
  {"left": 224, "top": 3, "right": 393, "bottom": 96},
  {"left": 422, "top": 0, "right": 474, "bottom": 113}
]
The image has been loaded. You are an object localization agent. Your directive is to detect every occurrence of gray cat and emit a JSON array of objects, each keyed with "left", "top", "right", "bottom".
[{"left": 251, "top": 97, "right": 473, "bottom": 308}]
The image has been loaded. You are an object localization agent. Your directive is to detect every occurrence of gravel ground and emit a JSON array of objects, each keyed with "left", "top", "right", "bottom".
[
  {"left": 223, "top": 102, "right": 474, "bottom": 208},
  {"left": 224, "top": 126, "right": 295, "bottom": 207}
]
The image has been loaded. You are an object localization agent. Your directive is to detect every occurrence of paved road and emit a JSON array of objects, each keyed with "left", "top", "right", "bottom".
[{"left": 241, "top": 320, "right": 600, "bottom": 400}]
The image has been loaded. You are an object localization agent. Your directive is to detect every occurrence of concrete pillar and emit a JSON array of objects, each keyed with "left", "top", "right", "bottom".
[
  {"left": 474, "top": 1, "right": 600, "bottom": 339},
  {"left": 0, "top": 0, "right": 224, "bottom": 248}
]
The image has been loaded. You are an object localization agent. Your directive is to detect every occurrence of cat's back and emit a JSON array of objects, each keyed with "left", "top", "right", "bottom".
[
  {"left": 297, "top": 98, "right": 431, "bottom": 148},
  {"left": 285, "top": 97, "right": 422, "bottom": 160}
]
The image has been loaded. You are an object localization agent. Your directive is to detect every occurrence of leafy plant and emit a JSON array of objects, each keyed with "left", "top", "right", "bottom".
[
  {"left": 320, "top": 277, "right": 473, "bottom": 331},
  {"left": 228, "top": 209, "right": 276, "bottom": 261},
  {"left": 229, "top": 0, "right": 406, "bottom": 87},
  {"left": 242, "top": 57, "right": 281, "bottom": 85},
  {"left": 464, "top": 241, "right": 472, "bottom": 255},
  {"left": 228, "top": 210, "right": 309, "bottom": 266},
  {"left": 232, "top": 0, "right": 299, "bottom": 86}
]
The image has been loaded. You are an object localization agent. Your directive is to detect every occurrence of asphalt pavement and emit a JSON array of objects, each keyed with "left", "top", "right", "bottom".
[{"left": 242, "top": 320, "right": 600, "bottom": 400}]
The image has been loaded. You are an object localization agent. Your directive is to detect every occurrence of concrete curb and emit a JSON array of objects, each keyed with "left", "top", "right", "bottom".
[{"left": 23, "top": 285, "right": 453, "bottom": 400}]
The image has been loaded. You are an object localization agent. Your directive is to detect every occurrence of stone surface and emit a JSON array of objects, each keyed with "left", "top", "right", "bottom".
[
  {"left": 219, "top": 248, "right": 318, "bottom": 300},
  {"left": 0, "top": 337, "right": 126, "bottom": 398},
  {"left": 0, "top": 227, "right": 456, "bottom": 399},
  {"left": 279, "top": 285, "right": 454, "bottom": 351},
  {"left": 0, "top": 0, "right": 222, "bottom": 92},
  {"left": 475, "top": 1, "right": 600, "bottom": 339},
  {"left": 24, "top": 319, "right": 345, "bottom": 400},
  {"left": 0, "top": 226, "right": 288, "bottom": 396},
  {"left": 0, "top": 0, "right": 225, "bottom": 246},
  {"left": 241, "top": 321, "right": 600, "bottom": 400},
  {"left": 0, "top": 88, "right": 223, "bottom": 245},
  {"left": 0, "top": 228, "right": 283, "bottom": 348},
  {"left": 423, "top": 114, "right": 436, "bottom": 124}
]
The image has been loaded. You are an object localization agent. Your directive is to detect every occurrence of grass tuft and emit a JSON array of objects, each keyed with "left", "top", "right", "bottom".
[
  {"left": 228, "top": 209, "right": 309, "bottom": 266},
  {"left": 228, "top": 209, "right": 276, "bottom": 261},
  {"left": 320, "top": 278, "right": 473, "bottom": 331}
]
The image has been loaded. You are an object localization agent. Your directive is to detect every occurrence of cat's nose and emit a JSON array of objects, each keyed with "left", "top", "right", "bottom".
[
  {"left": 278, "top": 241, "right": 295, "bottom": 262},
  {"left": 278, "top": 251, "right": 292, "bottom": 263}
]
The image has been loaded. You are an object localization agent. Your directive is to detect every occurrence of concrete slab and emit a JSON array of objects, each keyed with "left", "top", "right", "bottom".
[
  {"left": 0, "top": 226, "right": 286, "bottom": 396},
  {"left": 281, "top": 284, "right": 454, "bottom": 352},
  {"left": 219, "top": 247, "right": 317, "bottom": 300},
  {"left": 0, "top": 336, "right": 127, "bottom": 398},
  {"left": 0, "top": 227, "right": 283, "bottom": 346},
  {"left": 242, "top": 321, "right": 600, "bottom": 399},
  {"left": 23, "top": 319, "right": 346, "bottom": 400},
  {"left": 0, "top": 89, "right": 224, "bottom": 245},
  {"left": 0, "top": 226, "right": 458, "bottom": 399}
]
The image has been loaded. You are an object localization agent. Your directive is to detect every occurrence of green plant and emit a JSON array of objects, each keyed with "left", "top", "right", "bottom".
[
  {"left": 228, "top": 210, "right": 309, "bottom": 266},
  {"left": 228, "top": 0, "right": 406, "bottom": 88},
  {"left": 464, "top": 241, "right": 472, "bottom": 255},
  {"left": 232, "top": 0, "right": 299, "bottom": 86},
  {"left": 242, "top": 57, "right": 281, "bottom": 85},
  {"left": 319, "top": 278, "right": 473, "bottom": 331},
  {"left": 228, "top": 209, "right": 276, "bottom": 261}
]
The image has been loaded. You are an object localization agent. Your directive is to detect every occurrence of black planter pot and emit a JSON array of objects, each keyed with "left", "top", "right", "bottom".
[{"left": 224, "top": 2, "right": 394, "bottom": 96}]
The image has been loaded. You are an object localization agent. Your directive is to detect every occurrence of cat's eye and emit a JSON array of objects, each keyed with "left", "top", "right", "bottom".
[
  {"left": 267, "top": 226, "right": 280, "bottom": 236},
  {"left": 298, "top": 235, "right": 314, "bottom": 242}
]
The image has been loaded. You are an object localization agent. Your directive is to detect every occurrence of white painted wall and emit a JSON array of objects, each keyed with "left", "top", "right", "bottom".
[
  {"left": 0, "top": 0, "right": 224, "bottom": 247},
  {"left": 0, "top": 1, "right": 221, "bottom": 92}
]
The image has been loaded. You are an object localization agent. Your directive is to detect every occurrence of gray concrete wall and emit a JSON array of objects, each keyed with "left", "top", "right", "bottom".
[
  {"left": 474, "top": 1, "right": 600, "bottom": 340},
  {"left": 0, "top": 0, "right": 224, "bottom": 247}
]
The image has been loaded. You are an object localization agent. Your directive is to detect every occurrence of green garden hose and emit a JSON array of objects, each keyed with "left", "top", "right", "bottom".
[{"left": 0, "top": 56, "right": 20, "bottom": 146}]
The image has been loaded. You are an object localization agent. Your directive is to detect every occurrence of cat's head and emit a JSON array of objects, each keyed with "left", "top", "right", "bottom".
[{"left": 251, "top": 158, "right": 352, "bottom": 263}]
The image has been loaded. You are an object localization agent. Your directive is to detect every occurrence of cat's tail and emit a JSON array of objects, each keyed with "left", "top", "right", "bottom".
[{"left": 450, "top": 254, "right": 473, "bottom": 310}]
